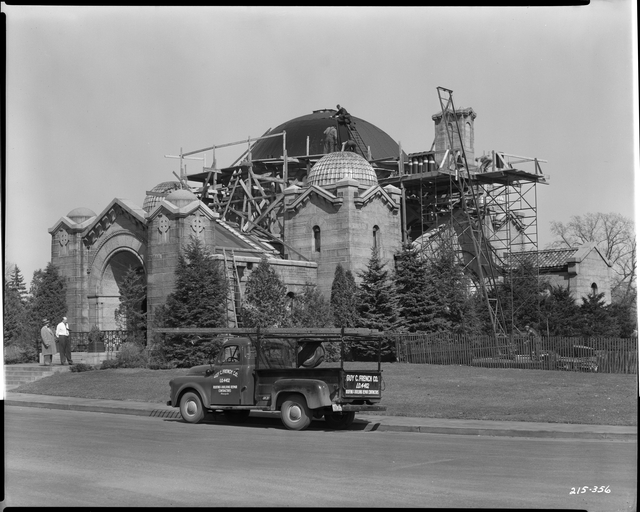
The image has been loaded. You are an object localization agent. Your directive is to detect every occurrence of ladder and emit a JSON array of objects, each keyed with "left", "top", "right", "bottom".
[
  {"left": 222, "top": 249, "right": 243, "bottom": 328},
  {"left": 346, "top": 124, "right": 370, "bottom": 159},
  {"left": 436, "top": 86, "right": 508, "bottom": 339}
]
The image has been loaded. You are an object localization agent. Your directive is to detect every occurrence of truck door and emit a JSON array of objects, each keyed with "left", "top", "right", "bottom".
[{"left": 210, "top": 344, "right": 242, "bottom": 405}]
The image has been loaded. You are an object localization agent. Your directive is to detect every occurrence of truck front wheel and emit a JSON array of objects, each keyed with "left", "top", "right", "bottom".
[
  {"left": 180, "top": 391, "right": 205, "bottom": 424},
  {"left": 324, "top": 411, "right": 356, "bottom": 430},
  {"left": 280, "top": 396, "right": 312, "bottom": 431}
]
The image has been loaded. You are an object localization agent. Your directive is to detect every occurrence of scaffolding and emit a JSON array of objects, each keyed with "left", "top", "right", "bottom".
[
  {"left": 173, "top": 93, "right": 547, "bottom": 336},
  {"left": 377, "top": 88, "right": 548, "bottom": 338}
]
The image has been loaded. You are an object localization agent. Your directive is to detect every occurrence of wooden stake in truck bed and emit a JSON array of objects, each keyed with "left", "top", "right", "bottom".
[{"left": 159, "top": 328, "right": 387, "bottom": 431}]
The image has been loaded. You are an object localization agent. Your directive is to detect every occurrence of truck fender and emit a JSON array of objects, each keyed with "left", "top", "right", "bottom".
[
  {"left": 173, "top": 383, "right": 211, "bottom": 409},
  {"left": 273, "top": 379, "right": 333, "bottom": 410}
]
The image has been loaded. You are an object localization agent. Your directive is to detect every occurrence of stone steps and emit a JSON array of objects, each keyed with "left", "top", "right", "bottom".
[{"left": 4, "top": 364, "right": 70, "bottom": 389}]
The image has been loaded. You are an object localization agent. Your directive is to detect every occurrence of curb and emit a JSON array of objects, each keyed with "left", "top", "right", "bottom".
[
  {"left": 373, "top": 424, "right": 637, "bottom": 440},
  {"left": 5, "top": 398, "right": 636, "bottom": 441}
]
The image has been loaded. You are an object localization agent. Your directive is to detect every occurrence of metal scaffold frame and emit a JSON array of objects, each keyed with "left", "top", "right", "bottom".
[{"left": 378, "top": 88, "right": 548, "bottom": 338}]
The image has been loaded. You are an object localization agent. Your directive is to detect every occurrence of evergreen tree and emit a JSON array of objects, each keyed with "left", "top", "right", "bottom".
[
  {"left": 579, "top": 291, "right": 617, "bottom": 337},
  {"left": 7, "top": 265, "right": 28, "bottom": 304},
  {"left": 395, "top": 243, "right": 433, "bottom": 332},
  {"left": 28, "top": 269, "right": 45, "bottom": 300},
  {"left": 539, "top": 285, "right": 581, "bottom": 336},
  {"left": 354, "top": 247, "right": 401, "bottom": 360},
  {"left": 290, "top": 283, "right": 333, "bottom": 328},
  {"left": 3, "top": 281, "right": 26, "bottom": 344},
  {"left": 242, "top": 256, "right": 288, "bottom": 328},
  {"left": 160, "top": 237, "right": 229, "bottom": 367},
  {"left": 114, "top": 266, "right": 147, "bottom": 344},
  {"left": 330, "top": 263, "right": 358, "bottom": 328},
  {"left": 436, "top": 244, "right": 482, "bottom": 334},
  {"left": 26, "top": 263, "right": 67, "bottom": 361},
  {"left": 607, "top": 290, "right": 637, "bottom": 338}
]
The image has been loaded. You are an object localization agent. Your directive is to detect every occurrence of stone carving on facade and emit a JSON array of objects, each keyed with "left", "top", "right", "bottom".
[
  {"left": 59, "top": 229, "right": 69, "bottom": 255},
  {"left": 157, "top": 214, "right": 170, "bottom": 243},
  {"left": 191, "top": 212, "right": 205, "bottom": 238}
]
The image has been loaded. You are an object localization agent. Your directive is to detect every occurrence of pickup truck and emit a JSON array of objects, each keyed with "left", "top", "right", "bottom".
[{"left": 160, "top": 327, "right": 387, "bottom": 431}]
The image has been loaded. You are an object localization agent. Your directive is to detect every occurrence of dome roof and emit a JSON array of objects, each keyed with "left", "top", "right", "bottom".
[
  {"left": 249, "top": 109, "right": 405, "bottom": 161},
  {"left": 143, "top": 181, "right": 182, "bottom": 212},
  {"left": 165, "top": 188, "right": 198, "bottom": 207},
  {"left": 66, "top": 207, "right": 96, "bottom": 223},
  {"left": 308, "top": 151, "right": 378, "bottom": 188}
]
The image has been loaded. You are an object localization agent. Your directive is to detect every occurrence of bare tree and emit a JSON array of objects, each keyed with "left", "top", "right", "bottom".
[{"left": 549, "top": 212, "right": 636, "bottom": 302}]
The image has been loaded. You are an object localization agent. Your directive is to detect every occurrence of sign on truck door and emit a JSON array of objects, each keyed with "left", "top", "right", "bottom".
[{"left": 211, "top": 344, "right": 242, "bottom": 405}]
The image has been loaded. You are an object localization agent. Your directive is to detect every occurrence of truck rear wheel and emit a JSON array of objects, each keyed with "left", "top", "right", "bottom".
[
  {"left": 180, "top": 391, "right": 205, "bottom": 424},
  {"left": 324, "top": 411, "right": 356, "bottom": 430},
  {"left": 280, "top": 396, "right": 312, "bottom": 431}
]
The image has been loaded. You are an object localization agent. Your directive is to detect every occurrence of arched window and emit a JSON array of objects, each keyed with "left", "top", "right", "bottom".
[
  {"left": 591, "top": 282, "right": 599, "bottom": 296},
  {"left": 465, "top": 122, "right": 472, "bottom": 148},
  {"left": 373, "top": 225, "right": 380, "bottom": 250},
  {"left": 313, "top": 226, "right": 321, "bottom": 252},
  {"left": 286, "top": 291, "right": 295, "bottom": 311}
]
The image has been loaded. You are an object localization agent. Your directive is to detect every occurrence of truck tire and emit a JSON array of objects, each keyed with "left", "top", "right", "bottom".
[
  {"left": 324, "top": 410, "right": 356, "bottom": 430},
  {"left": 224, "top": 410, "right": 251, "bottom": 423},
  {"left": 280, "top": 395, "right": 312, "bottom": 431},
  {"left": 180, "top": 391, "right": 205, "bottom": 424}
]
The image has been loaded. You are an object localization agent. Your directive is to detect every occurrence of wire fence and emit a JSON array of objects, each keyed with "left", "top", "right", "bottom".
[{"left": 391, "top": 333, "right": 638, "bottom": 374}]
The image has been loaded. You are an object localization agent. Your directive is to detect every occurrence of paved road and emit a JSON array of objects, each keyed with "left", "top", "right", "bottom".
[{"left": 5, "top": 406, "right": 637, "bottom": 509}]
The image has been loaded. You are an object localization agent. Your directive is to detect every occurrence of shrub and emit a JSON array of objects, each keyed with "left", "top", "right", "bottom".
[
  {"left": 115, "top": 341, "right": 148, "bottom": 368},
  {"left": 4, "top": 344, "right": 33, "bottom": 364},
  {"left": 162, "top": 337, "right": 222, "bottom": 368},
  {"left": 99, "top": 358, "right": 121, "bottom": 370},
  {"left": 69, "top": 363, "right": 95, "bottom": 373}
]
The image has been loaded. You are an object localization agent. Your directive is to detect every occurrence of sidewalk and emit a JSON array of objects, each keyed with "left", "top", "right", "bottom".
[{"left": 5, "top": 391, "right": 636, "bottom": 441}]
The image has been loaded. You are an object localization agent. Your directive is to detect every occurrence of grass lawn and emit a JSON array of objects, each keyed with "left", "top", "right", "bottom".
[{"left": 10, "top": 363, "right": 638, "bottom": 426}]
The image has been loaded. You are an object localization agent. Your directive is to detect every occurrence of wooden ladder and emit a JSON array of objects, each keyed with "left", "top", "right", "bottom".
[{"left": 222, "top": 249, "right": 242, "bottom": 328}]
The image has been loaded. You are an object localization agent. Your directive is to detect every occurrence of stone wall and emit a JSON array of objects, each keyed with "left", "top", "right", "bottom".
[
  {"left": 285, "top": 179, "right": 401, "bottom": 298},
  {"left": 543, "top": 248, "right": 612, "bottom": 304}
]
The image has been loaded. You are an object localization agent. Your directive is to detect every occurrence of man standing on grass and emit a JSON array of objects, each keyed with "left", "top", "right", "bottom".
[
  {"left": 56, "top": 316, "right": 73, "bottom": 365},
  {"left": 40, "top": 319, "right": 57, "bottom": 366}
]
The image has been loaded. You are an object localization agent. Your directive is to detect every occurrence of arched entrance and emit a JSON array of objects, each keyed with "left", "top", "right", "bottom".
[
  {"left": 97, "top": 250, "right": 146, "bottom": 330},
  {"left": 88, "top": 239, "right": 146, "bottom": 331}
]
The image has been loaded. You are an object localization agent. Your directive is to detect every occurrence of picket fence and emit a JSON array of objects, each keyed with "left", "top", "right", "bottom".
[
  {"left": 69, "top": 330, "right": 638, "bottom": 375},
  {"left": 392, "top": 333, "right": 638, "bottom": 374}
]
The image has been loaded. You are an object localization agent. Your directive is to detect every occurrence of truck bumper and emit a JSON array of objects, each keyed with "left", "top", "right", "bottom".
[{"left": 336, "top": 404, "right": 386, "bottom": 412}]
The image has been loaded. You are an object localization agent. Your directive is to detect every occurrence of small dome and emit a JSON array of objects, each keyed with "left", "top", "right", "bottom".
[
  {"left": 165, "top": 188, "right": 198, "bottom": 207},
  {"left": 67, "top": 207, "right": 96, "bottom": 223},
  {"left": 307, "top": 151, "right": 378, "bottom": 188},
  {"left": 143, "top": 181, "right": 182, "bottom": 212}
]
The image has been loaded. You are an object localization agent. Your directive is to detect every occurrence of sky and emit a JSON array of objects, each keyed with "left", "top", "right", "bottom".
[{"left": 3, "top": 4, "right": 638, "bottom": 287}]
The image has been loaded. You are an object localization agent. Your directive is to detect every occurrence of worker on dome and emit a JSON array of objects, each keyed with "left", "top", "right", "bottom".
[
  {"left": 323, "top": 125, "right": 338, "bottom": 154},
  {"left": 332, "top": 104, "right": 353, "bottom": 129}
]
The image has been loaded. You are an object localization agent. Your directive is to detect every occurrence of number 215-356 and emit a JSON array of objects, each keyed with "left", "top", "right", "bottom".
[{"left": 570, "top": 486, "right": 611, "bottom": 494}]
